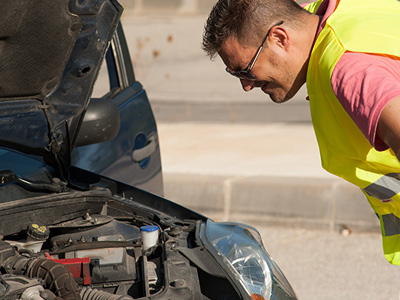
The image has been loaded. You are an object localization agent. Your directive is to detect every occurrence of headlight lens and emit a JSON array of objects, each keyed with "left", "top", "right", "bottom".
[{"left": 202, "top": 220, "right": 272, "bottom": 299}]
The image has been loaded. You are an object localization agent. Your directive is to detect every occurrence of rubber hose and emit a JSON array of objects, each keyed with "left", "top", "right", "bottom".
[
  {"left": 10, "top": 256, "right": 81, "bottom": 300},
  {"left": 26, "top": 258, "right": 81, "bottom": 300},
  {"left": 80, "top": 287, "right": 134, "bottom": 300}
]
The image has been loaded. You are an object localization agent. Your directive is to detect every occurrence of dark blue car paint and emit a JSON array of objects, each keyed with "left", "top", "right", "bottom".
[{"left": 71, "top": 25, "right": 164, "bottom": 196}]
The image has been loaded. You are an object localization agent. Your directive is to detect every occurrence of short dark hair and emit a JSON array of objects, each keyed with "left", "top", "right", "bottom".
[{"left": 202, "top": 0, "right": 307, "bottom": 59}]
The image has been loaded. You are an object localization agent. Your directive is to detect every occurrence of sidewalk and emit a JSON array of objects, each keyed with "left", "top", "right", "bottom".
[
  {"left": 121, "top": 12, "right": 380, "bottom": 232},
  {"left": 157, "top": 123, "right": 379, "bottom": 232}
]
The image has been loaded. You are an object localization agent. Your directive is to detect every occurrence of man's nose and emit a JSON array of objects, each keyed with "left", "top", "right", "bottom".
[{"left": 240, "top": 79, "right": 255, "bottom": 92}]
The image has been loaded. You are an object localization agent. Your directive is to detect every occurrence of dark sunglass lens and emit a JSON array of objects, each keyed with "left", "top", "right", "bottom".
[
  {"left": 226, "top": 68, "right": 256, "bottom": 80},
  {"left": 242, "top": 71, "right": 256, "bottom": 80},
  {"left": 234, "top": 71, "right": 246, "bottom": 79},
  {"left": 235, "top": 71, "right": 255, "bottom": 80}
]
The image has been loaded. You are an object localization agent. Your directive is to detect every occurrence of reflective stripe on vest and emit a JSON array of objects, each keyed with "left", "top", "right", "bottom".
[
  {"left": 363, "top": 174, "right": 400, "bottom": 201},
  {"left": 382, "top": 214, "right": 400, "bottom": 237}
]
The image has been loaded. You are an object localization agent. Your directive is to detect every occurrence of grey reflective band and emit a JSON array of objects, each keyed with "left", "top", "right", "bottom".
[
  {"left": 382, "top": 214, "right": 400, "bottom": 236},
  {"left": 363, "top": 173, "right": 400, "bottom": 200}
]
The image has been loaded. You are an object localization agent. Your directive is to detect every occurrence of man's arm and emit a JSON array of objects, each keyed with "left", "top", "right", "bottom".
[{"left": 377, "top": 96, "right": 400, "bottom": 161}]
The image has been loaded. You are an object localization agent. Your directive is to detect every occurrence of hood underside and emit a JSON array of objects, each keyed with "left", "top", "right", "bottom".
[{"left": 0, "top": 0, "right": 122, "bottom": 170}]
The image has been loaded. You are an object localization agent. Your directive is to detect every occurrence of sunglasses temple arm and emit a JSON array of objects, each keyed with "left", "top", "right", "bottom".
[
  {"left": 248, "top": 20, "right": 284, "bottom": 71},
  {"left": 248, "top": 46, "right": 264, "bottom": 70}
]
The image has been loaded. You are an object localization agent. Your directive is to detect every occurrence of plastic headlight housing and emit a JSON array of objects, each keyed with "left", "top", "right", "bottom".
[{"left": 201, "top": 220, "right": 273, "bottom": 299}]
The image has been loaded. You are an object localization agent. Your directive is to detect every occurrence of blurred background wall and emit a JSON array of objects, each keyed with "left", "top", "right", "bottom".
[
  {"left": 119, "top": 0, "right": 309, "bottom": 15},
  {"left": 119, "top": 0, "right": 220, "bottom": 15}
]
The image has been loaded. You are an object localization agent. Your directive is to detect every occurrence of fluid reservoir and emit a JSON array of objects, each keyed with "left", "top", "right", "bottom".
[
  {"left": 5, "top": 224, "right": 49, "bottom": 253},
  {"left": 140, "top": 225, "right": 159, "bottom": 250}
]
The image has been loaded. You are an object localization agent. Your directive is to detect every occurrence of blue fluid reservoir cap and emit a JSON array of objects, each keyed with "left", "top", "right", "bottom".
[{"left": 140, "top": 225, "right": 158, "bottom": 232}]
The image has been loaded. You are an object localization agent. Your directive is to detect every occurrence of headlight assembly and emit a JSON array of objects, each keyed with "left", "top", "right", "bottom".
[{"left": 200, "top": 220, "right": 297, "bottom": 300}]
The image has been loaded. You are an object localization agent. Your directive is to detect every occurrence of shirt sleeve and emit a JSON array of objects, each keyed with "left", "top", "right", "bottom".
[{"left": 331, "top": 52, "right": 400, "bottom": 151}]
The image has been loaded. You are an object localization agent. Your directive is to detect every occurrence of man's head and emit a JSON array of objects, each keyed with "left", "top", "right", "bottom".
[{"left": 202, "top": 0, "right": 319, "bottom": 103}]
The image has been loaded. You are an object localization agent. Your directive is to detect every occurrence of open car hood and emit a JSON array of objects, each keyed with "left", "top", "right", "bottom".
[{"left": 0, "top": 0, "right": 122, "bottom": 172}]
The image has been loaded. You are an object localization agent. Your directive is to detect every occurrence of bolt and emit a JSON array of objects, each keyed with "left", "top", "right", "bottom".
[{"left": 171, "top": 279, "right": 186, "bottom": 288}]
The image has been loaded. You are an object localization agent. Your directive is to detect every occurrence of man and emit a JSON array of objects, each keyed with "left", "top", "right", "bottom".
[{"left": 202, "top": 0, "right": 400, "bottom": 264}]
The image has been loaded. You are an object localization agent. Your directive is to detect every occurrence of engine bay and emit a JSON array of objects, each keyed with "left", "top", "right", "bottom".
[
  {"left": 0, "top": 186, "right": 208, "bottom": 300},
  {"left": 1, "top": 214, "right": 159, "bottom": 299}
]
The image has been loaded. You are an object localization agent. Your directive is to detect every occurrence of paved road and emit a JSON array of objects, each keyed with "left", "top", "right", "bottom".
[{"left": 257, "top": 224, "right": 400, "bottom": 300}]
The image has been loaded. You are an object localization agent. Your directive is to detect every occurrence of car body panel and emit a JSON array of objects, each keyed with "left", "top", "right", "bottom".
[
  {"left": 71, "top": 24, "right": 163, "bottom": 196},
  {"left": 0, "top": 0, "right": 122, "bottom": 170}
]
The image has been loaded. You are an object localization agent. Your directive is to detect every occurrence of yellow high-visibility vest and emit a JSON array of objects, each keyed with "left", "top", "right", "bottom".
[{"left": 304, "top": 0, "right": 400, "bottom": 264}]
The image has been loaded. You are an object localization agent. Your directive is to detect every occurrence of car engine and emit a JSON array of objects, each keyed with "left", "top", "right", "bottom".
[
  {"left": 0, "top": 181, "right": 222, "bottom": 300},
  {"left": 0, "top": 212, "right": 166, "bottom": 300}
]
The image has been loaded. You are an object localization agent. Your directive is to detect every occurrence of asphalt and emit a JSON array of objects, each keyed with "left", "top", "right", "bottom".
[{"left": 120, "top": 10, "right": 381, "bottom": 233}]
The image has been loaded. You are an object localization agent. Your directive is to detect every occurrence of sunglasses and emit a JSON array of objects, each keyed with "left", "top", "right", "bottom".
[{"left": 225, "top": 21, "right": 284, "bottom": 81}]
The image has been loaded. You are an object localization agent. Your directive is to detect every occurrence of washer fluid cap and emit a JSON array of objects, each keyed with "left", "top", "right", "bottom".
[
  {"left": 140, "top": 225, "right": 158, "bottom": 232},
  {"left": 27, "top": 224, "right": 50, "bottom": 241}
]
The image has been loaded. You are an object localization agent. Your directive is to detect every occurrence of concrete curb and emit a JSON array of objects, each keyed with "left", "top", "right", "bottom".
[
  {"left": 163, "top": 173, "right": 380, "bottom": 233},
  {"left": 151, "top": 99, "right": 312, "bottom": 124}
]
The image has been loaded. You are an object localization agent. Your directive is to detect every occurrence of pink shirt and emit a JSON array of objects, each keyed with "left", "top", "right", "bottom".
[{"left": 307, "top": 0, "right": 400, "bottom": 151}]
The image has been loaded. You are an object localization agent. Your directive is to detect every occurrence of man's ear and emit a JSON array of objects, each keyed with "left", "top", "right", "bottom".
[{"left": 269, "top": 26, "right": 289, "bottom": 50}]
